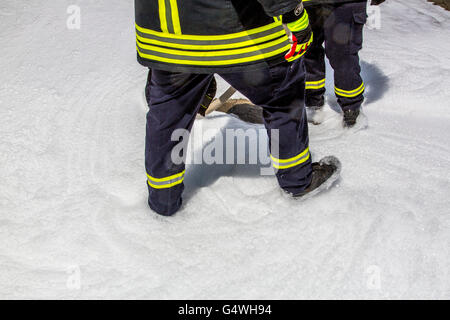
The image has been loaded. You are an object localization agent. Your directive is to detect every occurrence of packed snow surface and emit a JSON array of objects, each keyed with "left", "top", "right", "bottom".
[{"left": 0, "top": 0, "right": 449, "bottom": 299}]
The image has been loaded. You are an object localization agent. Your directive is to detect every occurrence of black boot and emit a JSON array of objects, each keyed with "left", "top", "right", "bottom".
[
  {"left": 294, "top": 156, "right": 341, "bottom": 198},
  {"left": 197, "top": 77, "right": 217, "bottom": 117},
  {"left": 343, "top": 109, "right": 360, "bottom": 127}
]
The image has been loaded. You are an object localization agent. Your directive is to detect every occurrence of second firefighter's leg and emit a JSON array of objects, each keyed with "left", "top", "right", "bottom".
[
  {"left": 220, "top": 60, "right": 312, "bottom": 195},
  {"left": 324, "top": 1, "right": 367, "bottom": 125},
  {"left": 146, "top": 69, "right": 214, "bottom": 216},
  {"left": 304, "top": 5, "right": 329, "bottom": 108}
]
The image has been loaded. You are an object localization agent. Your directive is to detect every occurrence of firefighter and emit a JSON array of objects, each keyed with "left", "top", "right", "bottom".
[
  {"left": 135, "top": 0, "right": 341, "bottom": 216},
  {"left": 303, "top": 0, "right": 384, "bottom": 127}
]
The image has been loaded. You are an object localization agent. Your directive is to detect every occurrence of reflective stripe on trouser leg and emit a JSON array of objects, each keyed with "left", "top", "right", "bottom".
[
  {"left": 147, "top": 171, "right": 185, "bottom": 189},
  {"left": 271, "top": 147, "right": 310, "bottom": 170},
  {"left": 305, "top": 78, "right": 325, "bottom": 90},
  {"left": 334, "top": 82, "right": 365, "bottom": 98},
  {"left": 334, "top": 82, "right": 365, "bottom": 112}
]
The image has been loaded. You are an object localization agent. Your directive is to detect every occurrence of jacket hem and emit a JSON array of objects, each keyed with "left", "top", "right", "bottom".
[{"left": 137, "top": 53, "right": 287, "bottom": 74}]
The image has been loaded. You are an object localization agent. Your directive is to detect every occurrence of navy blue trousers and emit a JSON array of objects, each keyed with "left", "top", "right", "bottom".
[
  {"left": 304, "top": 1, "right": 367, "bottom": 111},
  {"left": 145, "top": 59, "right": 312, "bottom": 215}
]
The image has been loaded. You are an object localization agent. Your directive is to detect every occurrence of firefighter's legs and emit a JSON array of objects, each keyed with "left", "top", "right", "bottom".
[
  {"left": 324, "top": 1, "right": 367, "bottom": 112},
  {"left": 145, "top": 69, "right": 214, "bottom": 215},
  {"left": 220, "top": 59, "right": 312, "bottom": 194}
]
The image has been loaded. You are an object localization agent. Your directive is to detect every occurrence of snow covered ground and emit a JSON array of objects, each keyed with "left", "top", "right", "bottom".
[{"left": 0, "top": 0, "right": 449, "bottom": 299}]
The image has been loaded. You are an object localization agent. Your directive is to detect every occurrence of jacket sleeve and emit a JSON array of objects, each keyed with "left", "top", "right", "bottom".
[{"left": 256, "top": 0, "right": 302, "bottom": 17}]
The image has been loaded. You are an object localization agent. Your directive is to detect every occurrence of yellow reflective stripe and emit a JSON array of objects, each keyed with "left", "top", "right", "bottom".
[
  {"left": 147, "top": 170, "right": 185, "bottom": 182},
  {"left": 169, "top": 0, "right": 181, "bottom": 35},
  {"left": 335, "top": 83, "right": 365, "bottom": 97},
  {"left": 136, "top": 20, "right": 292, "bottom": 66},
  {"left": 271, "top": 148, "right": 311, "bottom": 170},
  {"left": 158, "top": 0, "right": 169, "bottom": 33},
  {"left": 147, "top": 171, "right": 185, "bottom": 189},
  {"left": 287, "top": 10, "right": 309, "bottom": 32},
  {"left": 306, "top": 78, "right": 325, "bottom": 89},
  {"left": 306, "top": 84, "right": 325, "bottom": 89},
  {"left": 274, "top": 153, "right": 310, "bottom": 169},
  {"left": 147, "top": 179, "right": 184, "bottom": 189},
  {"left": 271, "top": 147, "right": 309, "bottom": 164},
  {"left": 137, "top": 36, "right": 288, "bottom": 57},
  {"left": 306, "top": 79, "right": 326, "bottom": 85},
  {"left": 335, "top": 83, "right": 364, "bottom": 94},
  {"left": 137, "top": 44, "right": 290, "bottom": 66},
  {"left": 136, "top": 21, "right": 283, "bottom": 41},
  {"left": 136, "top": 30, "right": 286, "bottom": 51}
]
